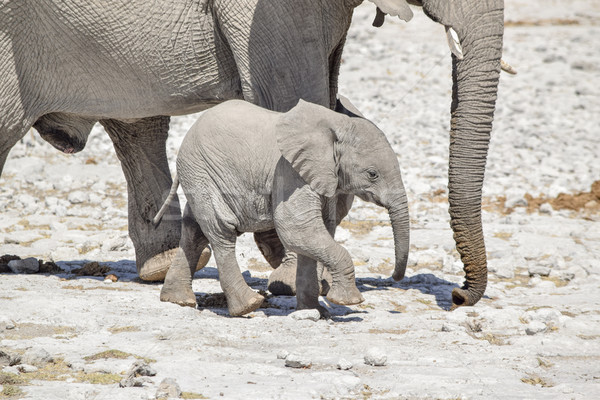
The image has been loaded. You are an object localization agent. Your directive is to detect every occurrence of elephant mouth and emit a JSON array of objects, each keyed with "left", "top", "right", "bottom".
[{"left": 356, "top": 191, "right": 384, "bottom": 208}]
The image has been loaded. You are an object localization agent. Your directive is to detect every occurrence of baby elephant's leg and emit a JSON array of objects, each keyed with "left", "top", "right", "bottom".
[
  {"left": 160, "top": 205, "right": 209, "bottom": 307},
  {"left": 211, "top": 236, "right": 264, "bottom": 317},
  {"left": 296, "top": 254, "right": 330, "bottom": 318}
]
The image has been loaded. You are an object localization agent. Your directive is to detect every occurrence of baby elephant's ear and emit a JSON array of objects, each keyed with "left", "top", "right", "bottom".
[{"left": 276, "top": 100, "right": 346, "bottom": 198}]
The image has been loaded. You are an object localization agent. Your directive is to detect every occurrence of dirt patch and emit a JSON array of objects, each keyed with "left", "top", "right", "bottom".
[
  {"left": 84, "top": 350, "right": 155, "bottom": 364},
  {"left": 505, "top": 18, "right": 580, "bottom": 27},
  {"left": 339, "top": 219, "right": 390, "bottom": 236},
  {"left": 0, "top": 255, "right": 20, "bottom": 273},
  {"left": 0, "top": 323, "right": 77, "bottom": 341},
  {"left": 483, "top": 181, "right": 600, "bottom": 216},
  {"left": 246, "top": 258, "right": 272, "bottom": 273},
  {"left": 0, "top": 256, "right": 64, "bottom": 275},
  {"left": 72, "top": 262, "right": 111, "bottom": 277}
]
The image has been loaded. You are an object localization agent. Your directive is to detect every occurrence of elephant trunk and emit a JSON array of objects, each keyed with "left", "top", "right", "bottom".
[
  {"left": 444, "top": 1, "right": 504, "bottom": 308},
  {"left": 386, "top": 185, "right": 410, "bottom": 282}
]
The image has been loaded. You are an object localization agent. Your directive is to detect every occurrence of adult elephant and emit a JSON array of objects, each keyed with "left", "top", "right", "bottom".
[{"left": 0, "top": 0, "right": 504, "bottom": 308}]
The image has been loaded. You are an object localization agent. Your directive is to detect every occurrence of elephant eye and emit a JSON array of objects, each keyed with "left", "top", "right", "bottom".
[{"left": 366, "top": 169, "right": 379, "bottom": 181}]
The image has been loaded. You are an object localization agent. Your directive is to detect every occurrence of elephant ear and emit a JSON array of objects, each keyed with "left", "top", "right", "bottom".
[
  {"left": 369, "top": 0, "right": 414, "bottom": 23},
  {"left": 276, "top": 100, "right": 348, "bottom": 198},
  {"left": 335, "top": 95, "right": 365, "bottom": 119}
]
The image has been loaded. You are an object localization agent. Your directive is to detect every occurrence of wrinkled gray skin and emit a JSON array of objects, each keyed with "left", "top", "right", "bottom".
[
  {"left": 154, "top": 99, "right": 410, "bottom": 317},
  {"left": 0, "top": 0, "right": 504, "bottom": 307}
]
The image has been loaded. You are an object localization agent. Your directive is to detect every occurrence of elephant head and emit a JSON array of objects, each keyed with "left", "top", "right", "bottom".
[
  {"left": 371, "top": 0, "right": 505, "bottom": 308},
  {"left": 276, "top": 99, "right": 410, "bottom": 282}
]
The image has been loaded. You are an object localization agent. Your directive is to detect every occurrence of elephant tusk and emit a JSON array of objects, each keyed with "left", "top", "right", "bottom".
[
  {"left": 445, "top": 26, "right": 464, "bottom": 60},
  {"left": 500, "top": 59, "right": 518, "bottom": 74}
]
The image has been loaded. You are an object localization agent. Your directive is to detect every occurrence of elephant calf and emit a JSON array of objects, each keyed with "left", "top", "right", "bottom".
[{"left": 154, "top": 99, "right": 410, "bottom": 316}]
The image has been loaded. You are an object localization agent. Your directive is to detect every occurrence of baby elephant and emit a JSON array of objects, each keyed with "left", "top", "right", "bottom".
[{"left": 154, "top": 99, "right": 410, "bottom": 316}]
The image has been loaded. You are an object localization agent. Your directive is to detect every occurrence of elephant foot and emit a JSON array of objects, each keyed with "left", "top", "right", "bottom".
[
  {"left": 139, "top": 247, "right": 211, "bottom": 282},
  {"left": 139, "top": 248, "right": 178, "bottom": 281},
  {"left": 227, "top": 290, "right": 265, "bottom": 317},
  {"left": 326, "top": 285, "right": 364, "bottom": 306},
  {"left": 268, "top": 255, "right": 332, "bottom": 296},
  {"left": 267, "top": 255, "right": 297, "bottom": 296},
  {"left": 160, "top": 283, "right": 197, "bottom": 308},
  {"left": 195, "top": 246, "right": 212, "bottom": 271}
]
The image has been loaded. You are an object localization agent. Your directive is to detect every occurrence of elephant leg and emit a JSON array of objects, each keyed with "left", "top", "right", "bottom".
[
  {"left": 295, "top": 254, "right": 329, "bottom": 318},
  {"left": 268, "top": 194, "right": 354, "bottom": 297},
  {"left": 210, "top": 235, "right": 264, "bottom": 317},
  {"left": 100, "top": 117, "right": 181, "bottom": 281},
  {"left": 160, "top": 204, "right": 210, "bottom": 307},
  {"left": 268, "top": 253, "right": 333, "bottom": 297}
]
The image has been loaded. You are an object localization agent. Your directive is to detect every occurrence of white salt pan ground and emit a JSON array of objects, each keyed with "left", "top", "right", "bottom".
[{"left": 1, "top": 1, "right": 599, "bottom": 399}]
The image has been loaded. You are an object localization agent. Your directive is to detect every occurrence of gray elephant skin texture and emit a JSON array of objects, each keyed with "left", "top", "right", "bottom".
[
  {"left": 154, "top": 99, "right": 410, "bottom": 317},
  {"left": 0, "top": 0, "right": 504, "bottom": 308}
]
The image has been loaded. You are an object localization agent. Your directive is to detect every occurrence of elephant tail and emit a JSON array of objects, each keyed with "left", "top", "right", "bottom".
[{"left": 153, "top": 173, "right": 179, "bottom": 227}]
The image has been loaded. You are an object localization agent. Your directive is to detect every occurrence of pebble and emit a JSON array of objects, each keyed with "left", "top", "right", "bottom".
[
  {"left": 539, "top": 203, "right": 553, "bottom": 214},
  {"left": 120, "top": 361, "right": 156, "bottom": 388},
  {"left": 289, "top": 309, "right": 321, "bottom": 322},
  {"left": 364, "top": 348, "right": 387, "bottom": 366},
  {"left": 525, "top": 321, "right": 547, "bottom": 335},
  {"left": 155, "top": 378, "right": 181, "bottom": 399},
  {"left": 337, "top": 358, "right": 353, "bottom": 370},
  {"left": 528, "top": 266, "right": 551, "bottom": 277},
  {"left": 68, "top": 190, "right": 88, "bottom": 204},
  {"left": 8, "top": 258, "right": 39, "bottom": 274},
  {"left": 285, "top": 353, "right": 312, "bottom": 369},
  {"left": 22, "top": 348, "right": 54, "bottom": 366},
  {"left": 17, "top": 364, "right": 38, "bottom": 373},
  {"left": 103, "top": 274, "right": 118, "bottom": 283},
  {"left": 277, "top": 350, "right": 289, "bottom": 360}
]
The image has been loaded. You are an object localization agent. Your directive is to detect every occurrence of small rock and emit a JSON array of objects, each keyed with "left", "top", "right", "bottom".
[
  {"left": 17, "top": 364, "right": 38, "bottom": 373},
  {"left": 155, "top": 378, "right": 181, "bottom": 399},
  {"left": 22, "top": 348, "right": 54, "bottom": 366},
  {"left": 528, "top": 266, "right": 551, "bottom": 277},
  {"left": 276, "top": 350, "right": 289, "bottom": 360},
  {"left": 67, "top": 191, "right": 88, "bottom": 204},
  {"left": 104, "top": 274, "right": 118, "bottom": 283},
  {"left": 495, "top": 267, "right": 515, "bottom": 280},
  {"left": 120, "top": 361, "right": 156, "bottom": 388},
  {"left": 364, "top": 348, "right": 387, "bottom": 366},
  {"left": 539, "top": 203, "right": 553, "bottom": 214},
  {"left": 337, "top": 358, "right": 353, "bottom": 370},
  {"left": 289, "top": 309, "right": 321, "bottom": 322},
  {"left": 525, "top": 321, "right": 547, "bottom": 335},
  {"left": 285, "top": 353, "right": 312, "bottom": 369},
  {"left": 441, "top": 323, "right": 456, "bottom": 332},
  {"left": 0, "top": 350, "right": 21, "bottom": 366},
  {"left": 505, "top": 196, "right": 527, "bottom": 209},
  {"left": 8, "top": 257, "right": 40, "bottom": 274},
  {"left": 2, "top": 366, "right": 19, "bottom": 375}
]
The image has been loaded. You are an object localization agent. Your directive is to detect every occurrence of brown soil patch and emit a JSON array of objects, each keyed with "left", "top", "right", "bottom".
[
  {"left": 339, "top": 219, "right": 390, "bottom": 236},
  {"left": 0, "top": 255, "right": 20, "bottom": 273},
  {"left": 0, "top": 323, "right": 77, "bottom": 340},
  {"left": 72, "top": 262, "right": 111, "bottom": 277},
  {"left": 505, "top": 18, "right": 580, "bottom": 27},
  {"left": 483, "top": 181, "right": 600, "bottom": 216},
  {"left": 246, "top": 258, "right": 272, "bottom": 273}
]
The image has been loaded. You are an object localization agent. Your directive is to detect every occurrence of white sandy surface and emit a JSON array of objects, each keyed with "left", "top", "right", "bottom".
[{"left": 1, "top": 1, "right": 599, "bottom": 399}]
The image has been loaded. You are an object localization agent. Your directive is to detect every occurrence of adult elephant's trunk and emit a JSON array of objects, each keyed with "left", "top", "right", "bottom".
[
  {"left": 386, "top": 184, "right": 410, "bottom": 282},
  {"left": 421, "top": 0, "right": 504, "bottom": 308}
]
